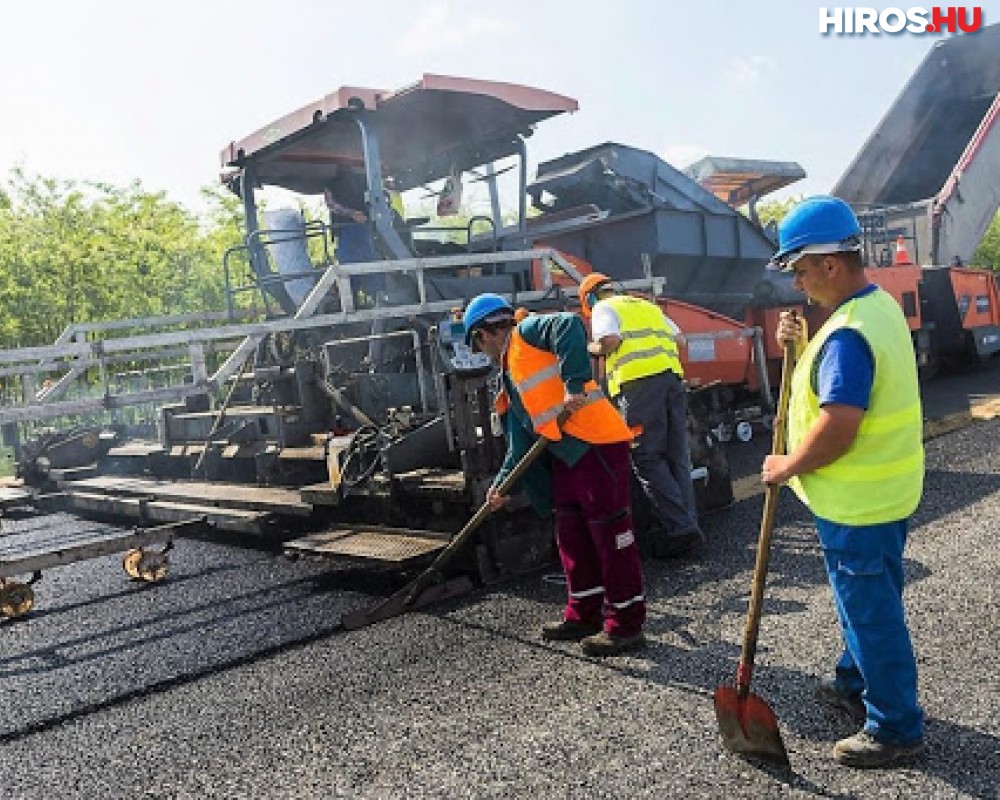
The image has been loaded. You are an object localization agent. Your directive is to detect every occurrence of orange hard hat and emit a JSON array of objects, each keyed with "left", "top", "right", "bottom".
[{"left": 578, "top": 272, "right": 613, "bottom": 316}]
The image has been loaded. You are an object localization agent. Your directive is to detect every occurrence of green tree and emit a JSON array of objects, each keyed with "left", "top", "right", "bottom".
[
  {"left": 972, "top": 210, "right": 1000, "bottom": 271},
  {"left": 0, "top": 169, "right": 244, "bottom": 349},
  {"left": 752, "top": 196, "right": 803, "bottom": 228}
]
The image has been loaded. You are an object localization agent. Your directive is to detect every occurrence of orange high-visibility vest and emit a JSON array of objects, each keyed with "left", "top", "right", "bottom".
[{"left": 494, "top": 325, "right": 633, "bottom": 444}]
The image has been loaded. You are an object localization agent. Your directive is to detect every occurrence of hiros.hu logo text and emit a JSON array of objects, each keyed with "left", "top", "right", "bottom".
[{"left": 819, "top": 6, "right": 984, "bottom": 33}]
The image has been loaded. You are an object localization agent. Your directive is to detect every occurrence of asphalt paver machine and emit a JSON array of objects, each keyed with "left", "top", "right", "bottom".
[{"left": 1, "top": 76, "right": 739, "bottom": 615}]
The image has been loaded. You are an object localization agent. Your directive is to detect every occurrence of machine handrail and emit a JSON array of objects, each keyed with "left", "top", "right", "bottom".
[{"left": 0, "top": 249, "right": 665, "bottom": 426}]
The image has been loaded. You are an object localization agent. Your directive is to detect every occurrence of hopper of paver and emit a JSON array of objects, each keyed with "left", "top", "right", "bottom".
[{"left": 525, "top": 143, "right": 783, "bottom": 321}]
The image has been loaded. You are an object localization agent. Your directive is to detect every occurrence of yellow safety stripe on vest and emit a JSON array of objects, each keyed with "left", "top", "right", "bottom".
[
  {"left": 621, "top": 328, "right": 677, "bottom": 342},
  {"left": 612, "top": 344, "right": 679, "bottom": 367},
  {"left": 603, "top": 295, "right": 684, "bottom": 395},
  {"left": 856, "top": 402, "right": 921, "bottom": 435},
  {"left": 812, "top": 451, "right": 924, "bottom": 482}
]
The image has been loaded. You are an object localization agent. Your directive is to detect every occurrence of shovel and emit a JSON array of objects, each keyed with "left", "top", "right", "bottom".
[
  {"left": 713, "top": 327, "right": 797, "bottom": 766},
  {"left": 341, "top": 427, "right": 554, "bottom": 631}
]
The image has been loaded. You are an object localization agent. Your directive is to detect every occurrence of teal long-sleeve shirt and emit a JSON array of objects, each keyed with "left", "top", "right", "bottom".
[{"left": 493, "top": 312, "right": 594, "bottom": 516}]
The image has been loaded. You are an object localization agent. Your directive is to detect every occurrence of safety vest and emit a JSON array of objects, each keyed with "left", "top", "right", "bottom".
[
  {"left": 388, "top": 190, "right": 405, "bottom": 219},
  {"left": 787, "top": 287, "right": 924, "bottom": 524},
  {"left": 602, "top": 295, "right": 684, "bottom": 397},
  {"left": 495, "top": 324, "right": 633, "bottom": 444}
]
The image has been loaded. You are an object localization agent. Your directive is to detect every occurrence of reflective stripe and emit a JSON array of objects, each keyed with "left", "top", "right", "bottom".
[
  {"left": 857, "top": 401, "right": 921, "bottom": 435},
  {"left": 814, "top": 450, "right": 924, "bottom": 481},
  {"left": 570, "top": 585, "right": 606, "bottom": 599},
  {"left": 514, "top": 363, "right": 560, "bottom": 394},
  {"left": 529, "top": 388, "right": 605, "bottom": 429},
  {"left": 621, "top": 328, "right": 677, "bottom": 342},
  {"left": 532, "top": 404, "right": 566, "bottom": 429},
  {"left": 612, "top": 345, "right": 678, "bottom": 367},
  {"left": 610, "top": 594, "right": 645, "bottom": 610}
]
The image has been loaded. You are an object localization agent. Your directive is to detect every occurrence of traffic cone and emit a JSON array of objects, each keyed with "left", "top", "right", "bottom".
[{"left": 893, "top": 235, "right": 912, "bottom": 265}]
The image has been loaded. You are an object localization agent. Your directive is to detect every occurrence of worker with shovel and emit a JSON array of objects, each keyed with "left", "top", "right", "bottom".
[
  {"left": 763, "top": 196, "right": 925, "bottom": 768},
  {"left": 463, "top": 293, "right": 646, "bottom": 657}
]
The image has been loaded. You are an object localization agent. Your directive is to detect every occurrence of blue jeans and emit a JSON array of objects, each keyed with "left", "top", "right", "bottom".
[{"left": 816, "top": 516, "right": 924, "bottom": 744}]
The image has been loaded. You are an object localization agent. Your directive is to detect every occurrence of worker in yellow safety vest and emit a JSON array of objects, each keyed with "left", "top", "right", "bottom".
[
  {"left": 762, "top": 196, "right": 925, "bottom": 769},
  {"left": 580, "top": 273, "right": 704, "bottom": 558}
]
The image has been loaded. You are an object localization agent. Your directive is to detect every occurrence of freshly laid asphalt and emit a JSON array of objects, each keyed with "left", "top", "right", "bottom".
[{"left": 1, "top": 364, "right": 998, "bottom": 799}]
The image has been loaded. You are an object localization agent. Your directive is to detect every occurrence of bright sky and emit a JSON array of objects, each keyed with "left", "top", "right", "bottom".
[{"left": 3, "top": 0, "right": 998, "bottom": 213}]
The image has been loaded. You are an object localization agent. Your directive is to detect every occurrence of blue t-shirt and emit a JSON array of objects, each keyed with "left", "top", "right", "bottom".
[{"left": 814, "top": 285, "right": 877, "bottom": 409}]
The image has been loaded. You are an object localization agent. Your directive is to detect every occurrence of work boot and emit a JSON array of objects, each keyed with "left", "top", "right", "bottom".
[
  {"left": 652, "top": 529, "right": 704, "bottom": 559},
  {"left": 580, "top": 630, "right": 646, "bottom": 657},
  {"left": 832, "top": 730, "right": 925, "bottom": 769},
  {"left": 815, "top": 678, "right": 866, "bottom": 725},
  {"left": 541, "top": 619, "right": 602, "bottom": 642}
]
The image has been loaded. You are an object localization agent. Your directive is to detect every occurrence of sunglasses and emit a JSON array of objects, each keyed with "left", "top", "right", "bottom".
[
  {"left": 771, "top": 236, "right": 862, "bottom": 272},
  {"left": 772, "top": 248, "right": 808, "bottom": 271}
]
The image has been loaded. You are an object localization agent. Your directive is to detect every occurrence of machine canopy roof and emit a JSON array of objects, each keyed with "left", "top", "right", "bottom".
[
  {"left": 220, "top": 74, "right": 578, "bottom": 195},
  {"left": 684, "top": 156, "right": 806, "bottom": 207}
]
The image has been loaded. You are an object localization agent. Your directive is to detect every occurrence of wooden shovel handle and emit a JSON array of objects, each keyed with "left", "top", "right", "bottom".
[{"left": 736, "top": 315, "right": 797, "bottom": 696}]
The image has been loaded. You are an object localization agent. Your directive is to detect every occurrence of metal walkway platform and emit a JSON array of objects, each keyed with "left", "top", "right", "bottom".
[
  {"left": 65, "top": 492, "right": 272, "bottom": 534},
  {"left": 59, "top": 476, "right": 314, "bottom": 516},
  {"left": 285, "top": 525, "right": 448, "bottom": 568}
]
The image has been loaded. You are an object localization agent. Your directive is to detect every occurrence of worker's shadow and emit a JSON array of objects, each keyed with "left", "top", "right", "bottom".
[
  {"left": 910, "top": 717, "right": 1000, "bottom": 799},
  {"left": 611, "top": 635, "right": 998, "bottom": 799},
  {"left": 768, "top": 666, "right": 1000, "bottom": 800}
]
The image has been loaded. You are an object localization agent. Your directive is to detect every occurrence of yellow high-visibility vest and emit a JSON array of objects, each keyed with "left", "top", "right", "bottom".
[
  {"left": 602, "top": 295, "right": 683, "bottom": 397},
  {"left": 388, "top": 190, "right": 405, "bottom": 219},
  {"left": 787, "top": 287, "right": 924, "bottom": 524}
]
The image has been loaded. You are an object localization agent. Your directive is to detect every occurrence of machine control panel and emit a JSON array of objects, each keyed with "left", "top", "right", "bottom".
[{"left": 437, "top": 310, "right": 493, "bottom": 374}]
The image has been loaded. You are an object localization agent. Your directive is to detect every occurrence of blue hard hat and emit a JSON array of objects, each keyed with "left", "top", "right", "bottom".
[
  {"left": 463, "top": 293, "right": 514, "bottom": 345},
  {"left": 772, "top": 196, "right": 862, "bottom": 269}
]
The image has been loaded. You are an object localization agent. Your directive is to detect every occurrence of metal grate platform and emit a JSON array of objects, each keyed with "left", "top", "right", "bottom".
[{"left": 285, "top": 526, "right": 448, "bottom": 567}]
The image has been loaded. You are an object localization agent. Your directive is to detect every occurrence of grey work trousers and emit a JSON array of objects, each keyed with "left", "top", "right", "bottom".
[{"left": 617, "top": 370, "right": 700, "bottom": 537}]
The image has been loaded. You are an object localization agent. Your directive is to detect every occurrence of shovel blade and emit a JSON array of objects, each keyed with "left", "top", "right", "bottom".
[
  {"left": 714, "top": 686, "right": 790, "bottom": 766},
  {"left": 341, "top": 576, "right": 475, "bottom": 631}
]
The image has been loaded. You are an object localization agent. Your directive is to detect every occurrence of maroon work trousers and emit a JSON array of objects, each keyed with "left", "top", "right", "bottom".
[{"left": 552, "top": 441, "right": 645, "bottom": 637}]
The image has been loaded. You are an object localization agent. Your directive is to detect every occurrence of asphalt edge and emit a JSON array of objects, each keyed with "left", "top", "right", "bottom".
[{"left": 730, "top": 396, "right": 1000, "bottom": 503}]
